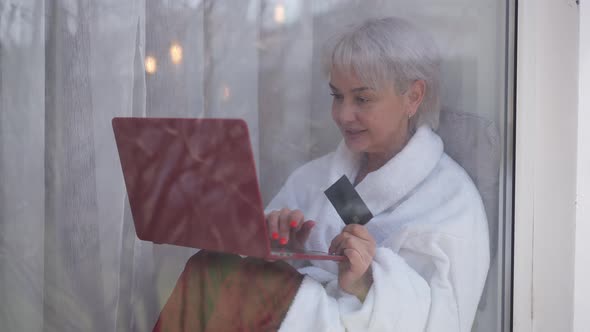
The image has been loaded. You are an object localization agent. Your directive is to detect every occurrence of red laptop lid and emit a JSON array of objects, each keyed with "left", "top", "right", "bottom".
[{"left": 112, "top": 117, "right": 269, "bottom": 258}]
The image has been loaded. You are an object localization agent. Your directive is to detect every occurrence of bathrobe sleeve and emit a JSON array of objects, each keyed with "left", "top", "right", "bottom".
[
  {"left": 335, "top": 229, "right": 489, "bottom": 332},
  {"left": 280, "top": 227, "right": 489, "bottom": 332},
  {"left": 275, "top": 202, "right": 488, "bottom": 331}
]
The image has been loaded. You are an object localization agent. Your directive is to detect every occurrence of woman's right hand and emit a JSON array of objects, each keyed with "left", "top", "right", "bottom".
[{"left": 266, "top": 208, "right": 315, "bottom": 251}]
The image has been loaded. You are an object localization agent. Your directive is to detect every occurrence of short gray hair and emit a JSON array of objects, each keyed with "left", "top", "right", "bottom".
[{"left": 324, "top": 17, "right": 441, "bottom": 131}]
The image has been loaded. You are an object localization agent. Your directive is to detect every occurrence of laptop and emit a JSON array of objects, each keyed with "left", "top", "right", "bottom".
[{"left": 112, "top": 117, "right": 344, "bottom": 261}]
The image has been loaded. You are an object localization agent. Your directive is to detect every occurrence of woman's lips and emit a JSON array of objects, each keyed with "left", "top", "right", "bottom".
[{"left": 344, "top": 129, "right": 367, "bottom": 139}]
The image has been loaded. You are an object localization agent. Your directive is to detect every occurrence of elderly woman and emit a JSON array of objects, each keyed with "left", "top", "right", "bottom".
[{"left": 154, "top": 17, "right": 489, "bottom": 332}]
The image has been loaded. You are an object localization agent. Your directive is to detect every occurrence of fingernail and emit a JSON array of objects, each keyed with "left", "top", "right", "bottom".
[
  {"left": 279, "top": 237, "right": 288, "bottom": 245},
  {"left": 272, "top": 232, "right": 279, "bottom": 240},
  {"left": 289, "top": 220, "right": 298, "bottom": 228}
]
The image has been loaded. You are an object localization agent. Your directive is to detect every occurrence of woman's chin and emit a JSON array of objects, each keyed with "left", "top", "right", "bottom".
[{"left": 344, "top": 139, "right": 368, "bottom": 153}]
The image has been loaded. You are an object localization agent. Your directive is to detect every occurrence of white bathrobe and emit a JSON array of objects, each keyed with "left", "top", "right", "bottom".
[{"left": 265, "top": 126, "right": 490, "bottom": 332}]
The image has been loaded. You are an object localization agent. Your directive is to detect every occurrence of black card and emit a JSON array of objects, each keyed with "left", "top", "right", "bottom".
[{"left": 324, "top": 175, "right": 373, "bottom": 225}]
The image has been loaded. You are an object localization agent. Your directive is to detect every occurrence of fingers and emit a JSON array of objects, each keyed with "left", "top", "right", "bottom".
[
  {"left": 294, "top": 220, "right": 316, "bottom": 245},
  {"left": 342, "top": 224, "right": 372, "bottom": 241},
  {"left": 330, "top": 225, "right": 373, "bottom": 251},
  {"left": 277, "top": 209, "right": 297, "bottom": 245},
  {"left": 267, "top": 209, "right": 305, "bottom": 246},
  {"left": 267, "top": 210, "right": 281, "bottom": 241},
  {"left": 329, "top": 225, "right": 376, "bottom": 257},
  {"left": 330, "top": 232, "right": 363, "bottom": 256},
  {"left": 329, "top": 230, "right": 353, "bottom": 254},
  {"left": 342, "top": 248, "right": 365, "bottom": 273}
]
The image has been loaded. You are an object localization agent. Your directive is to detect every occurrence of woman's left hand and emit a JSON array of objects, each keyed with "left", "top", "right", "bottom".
[{"left": 329, "top": 224, "right": 376, "bottom": 302}]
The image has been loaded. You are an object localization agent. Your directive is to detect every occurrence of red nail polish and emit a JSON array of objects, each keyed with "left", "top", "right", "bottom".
[
  {"left": 290, "top": 220, "right": 298, "bottom": 228},
  {"left": 272, "top": 232, "right": 279, "bottom": 240},
  {"left": 279, "top": 237, "right": 288, "bottom": 245}
]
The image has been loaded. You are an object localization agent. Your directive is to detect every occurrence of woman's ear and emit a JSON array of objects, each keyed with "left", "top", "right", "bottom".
[{"left": 406, "top": 80, "right": 426, "bottom": 118}]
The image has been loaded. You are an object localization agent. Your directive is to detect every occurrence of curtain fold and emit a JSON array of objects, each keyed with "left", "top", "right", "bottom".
[
  {"left": 44, "top": 2, "right": 108, "bottom": 330},
  {"left": 0, "top": 1, "right": 45, "bottom": 331}
]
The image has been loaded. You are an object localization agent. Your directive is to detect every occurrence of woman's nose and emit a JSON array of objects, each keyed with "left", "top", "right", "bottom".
[{"left": 334, "top": 102, "right": 357, "bottom": 123}]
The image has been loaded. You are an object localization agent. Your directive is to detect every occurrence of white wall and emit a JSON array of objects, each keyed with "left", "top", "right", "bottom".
[{"left": 574, "top": 2, "right": 590, "bottom": 331}]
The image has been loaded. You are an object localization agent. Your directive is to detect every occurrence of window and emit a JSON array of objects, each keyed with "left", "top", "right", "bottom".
[{"left": 0, "top": 0, "right": 515, "bottom": 330}]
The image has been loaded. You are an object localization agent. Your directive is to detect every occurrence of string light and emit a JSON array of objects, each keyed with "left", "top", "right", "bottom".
[
  {"left": 145, "top": 56, "right": 157, "bottom": 74},
  {"left": 274, "top": 4, "right": 285, "bottom": 24},
  {"left": 169, "top": 42, "right": 183, "bottom": 65},
  {"left": 222, "top": 85, "right": 231, "bottom": 101}
]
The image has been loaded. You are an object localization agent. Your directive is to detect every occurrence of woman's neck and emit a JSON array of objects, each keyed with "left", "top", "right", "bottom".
[{"left": 354, "top": 131, "right": 411, "bottom": 185}]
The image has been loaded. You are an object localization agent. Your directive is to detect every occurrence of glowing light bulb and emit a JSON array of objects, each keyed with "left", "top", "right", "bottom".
[
  {"left": 274, "top": 4, "right": 285, "bottom": 24},
  {"left": 169, "top": 43, "right": 183, "bottom": 65},
  {"left": 145, "top": 56, "right": 157, "bottom": 74},
  {"left": 222, "top": 85, "right": 231, "bottom": 101}
]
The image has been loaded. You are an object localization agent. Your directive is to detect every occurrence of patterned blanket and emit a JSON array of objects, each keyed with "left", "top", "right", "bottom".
[{"left": 153, "top": 251, "right": 303, "bottom": 332}]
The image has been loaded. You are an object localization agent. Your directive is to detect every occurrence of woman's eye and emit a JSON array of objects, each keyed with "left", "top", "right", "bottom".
[
  {"left": 330, "top": 93, "right": 343, "bottom": 101},
  {"left": 355, "top": 96, "right": 370, "bottom": 104}
]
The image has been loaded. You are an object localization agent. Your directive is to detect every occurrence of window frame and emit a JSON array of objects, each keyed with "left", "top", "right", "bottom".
[{"left": 513, "top": 0, "right": 581, "bottom": 331}]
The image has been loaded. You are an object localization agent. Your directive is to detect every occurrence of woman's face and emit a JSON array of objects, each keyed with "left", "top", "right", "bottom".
[{"left": 330, "top": 67, "right": 421, "bottom": 156}]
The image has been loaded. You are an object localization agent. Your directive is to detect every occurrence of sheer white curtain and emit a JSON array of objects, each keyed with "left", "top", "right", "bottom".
[{"left": 0, "top": 0, "right": 508, "bottom": 331}]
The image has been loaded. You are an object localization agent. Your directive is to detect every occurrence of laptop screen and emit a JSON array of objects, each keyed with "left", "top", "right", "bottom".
[{"left": 112, "top": 117, "right": 270, "bottom": 258}]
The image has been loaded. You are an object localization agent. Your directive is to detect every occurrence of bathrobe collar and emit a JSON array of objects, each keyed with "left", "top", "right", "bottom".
[{"left": 328, "top": 125, "right": 444, "bottom": 217}]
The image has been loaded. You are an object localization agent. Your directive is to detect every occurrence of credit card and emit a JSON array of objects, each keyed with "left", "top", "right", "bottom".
[{"left": 324, "top": 175, "right": 373, "bottom": 225}]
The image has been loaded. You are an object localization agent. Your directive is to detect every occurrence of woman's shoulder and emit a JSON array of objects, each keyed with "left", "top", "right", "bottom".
[
  {"left": 436, "top": 153, "right": 481, "bottom": 197},
  {"left": 443, "top": 154, "right": 488, "bottom": 219},
  {"left": 399, "top": 152, "right": 488, "bottom": 239}
]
